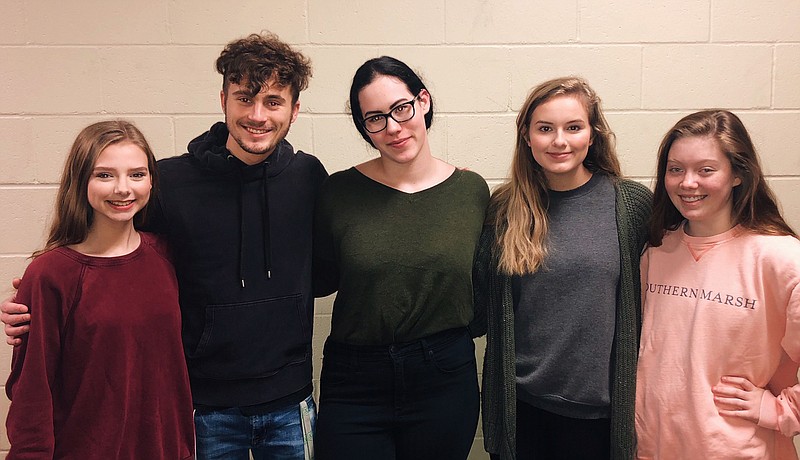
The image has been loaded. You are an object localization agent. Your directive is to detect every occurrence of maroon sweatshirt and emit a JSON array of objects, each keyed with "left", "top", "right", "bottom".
[{"left": 6, "top": 233, "right": 194, "bottom": 459}]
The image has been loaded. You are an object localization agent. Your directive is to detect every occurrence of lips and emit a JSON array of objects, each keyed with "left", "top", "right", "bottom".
[
  {"left": 243, "top": 125, "right": 272, "bottom": 135},
  {"left": 107, "top": 200, "right": 135, "bottom": 209},
  {"left": 388, "top": 137, "right": 410, "bottom": 148},
  {"left": 680, "top": 195, "right": 706, "bottom": 203}
]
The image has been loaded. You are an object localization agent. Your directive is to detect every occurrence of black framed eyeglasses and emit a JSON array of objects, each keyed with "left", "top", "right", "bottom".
[{"left": 361, "top": 94, "right": 420, "bottom": 134}]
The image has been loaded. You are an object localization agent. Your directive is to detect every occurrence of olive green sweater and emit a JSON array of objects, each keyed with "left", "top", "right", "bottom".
[
  {"left": 314, "top": 167, "right": 489, "bottom": 345},
  {"left": 472, "top": 179, "right": 652, "bottom": 460}
]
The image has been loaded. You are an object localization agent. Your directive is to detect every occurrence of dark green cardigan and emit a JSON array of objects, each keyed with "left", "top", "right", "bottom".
[{"left": 471, "top": 178, "right": 652, "bottom": 460}]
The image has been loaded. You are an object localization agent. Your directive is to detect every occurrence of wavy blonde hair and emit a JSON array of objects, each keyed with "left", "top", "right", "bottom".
[{"left": 489, "top": 76, "right": 621, "bottom": 275}]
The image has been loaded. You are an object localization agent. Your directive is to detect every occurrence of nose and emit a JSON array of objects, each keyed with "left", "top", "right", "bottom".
[
  {"left": 114, "top": 177, "right": 132, "bottom": 196},
  {"left": 679, "top": 172, "right": 698, "bottom": 189},
  {"left": 385, "top": 116, "right": 402, "bottom": 135},
  {"left": 552, "top": 129, "right": 567, "bottom": 147},
  {"left": 248, "top": 103, "right": 268, "bottom": 122}
]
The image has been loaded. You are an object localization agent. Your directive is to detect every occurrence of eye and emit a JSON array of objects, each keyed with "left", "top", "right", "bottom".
[
  {"left": 237, "top": 97, "right": 251, "bottom": 104},
  {"left": 667, "top": 166, "right": 683, "bottom": 174},
  {"left": 567, "top": 125, "right": 583, "bottom": 131},
  {"left": 131, "top": 171, "right": 148, "bottom": 179},
  {"left": 699, "top": 167, "right": 715, "bottom": 174},
  {"left": 393, "top": 103, "right": 411, "bottom": 115},
  {"left": 95, "top": 172, "right": 112, "bottom": 179},
  {"left": 365, "top": 115, "right": 385, "bottom": 124},
  {"left": 537, "top": 126, "right": 552, "bottom": 133}
]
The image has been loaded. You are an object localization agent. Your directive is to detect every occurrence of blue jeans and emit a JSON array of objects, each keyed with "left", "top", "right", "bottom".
[
  {"left": 315, "top": 328, "right": 479, "bottom": 460},
  {"left": 194, "top": 394, "right": 316, "bottom": 460}
]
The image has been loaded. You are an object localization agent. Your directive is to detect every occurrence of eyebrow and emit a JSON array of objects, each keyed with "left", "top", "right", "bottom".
[
  {"left": 92, "top": 166, "right": 149, "bottom": 171},
  {"left": 533, "top": 119, "right": 586, "bottom": 125},
  {"left": 363, "top": 97, "right": 413, "bottom": 117}
]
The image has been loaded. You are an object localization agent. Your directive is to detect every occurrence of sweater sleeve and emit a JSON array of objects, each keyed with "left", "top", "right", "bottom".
[
  {"left": 757, "top": 275, "right": 800, "bottom": 436},
  {"left": 468, "top": 225, "right": 494, "bottom": 338},
  {"left": 5, "top": 258, "right": 74, "bottom": 458},
  {"left": 312, "top": 179, "right": 339, "bottom": 298}
]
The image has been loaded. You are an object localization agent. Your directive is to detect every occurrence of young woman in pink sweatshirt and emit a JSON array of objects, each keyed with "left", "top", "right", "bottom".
[{"left": 636, "top": 110, "right": 800, "bottom": 459}]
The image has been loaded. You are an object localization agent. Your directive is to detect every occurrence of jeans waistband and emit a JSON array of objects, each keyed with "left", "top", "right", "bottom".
[{"left": 323, "top": 327, "right": 469, "bottom": 361}]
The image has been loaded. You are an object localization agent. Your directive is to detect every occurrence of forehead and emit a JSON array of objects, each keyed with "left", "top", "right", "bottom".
[
  {"left": 95, "top": 142, "right": 149, "bottom": 166},
  {"left": 228, "top": 78, "right": 293, "bottom": 98},
  {"left": 532, "top": 95, "right": 589, "bottom": 120},
  {"left": 668, "top": 136, "right": 725, "bottom": 162},
  {"left": 358, "top": 75, "right": 413, "bottom": 111}
]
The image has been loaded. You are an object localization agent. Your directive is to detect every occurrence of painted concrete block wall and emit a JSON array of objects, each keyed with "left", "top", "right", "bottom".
[{"left": 1, "top": 1, "right": 799, "bottom": 457}]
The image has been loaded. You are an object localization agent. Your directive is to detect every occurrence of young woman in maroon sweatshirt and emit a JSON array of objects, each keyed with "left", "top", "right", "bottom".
[{"left": 5, "top": 120, "right": 194, "bottom": 459}]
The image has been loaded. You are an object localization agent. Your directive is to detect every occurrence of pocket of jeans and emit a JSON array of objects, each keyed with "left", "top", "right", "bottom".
[
  {"left": 189, "top": 294, "right": 310, "bottom": 379},
  {"left": 319, "top": 354, "right": 352, "bottom": 387},
  {"left": 428, "top": 334, "right": 476, "bottom": 374}
]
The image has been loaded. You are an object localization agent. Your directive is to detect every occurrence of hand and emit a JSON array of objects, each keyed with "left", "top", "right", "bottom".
[
  {"left": 2, "top": 277, "right": 29, "bottom": 346},
  {"left": 712, "top": 375, "right": 766, "bottom": 424}
]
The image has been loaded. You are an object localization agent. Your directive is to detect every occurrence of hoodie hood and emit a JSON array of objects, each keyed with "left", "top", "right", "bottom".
[
  {"left": 187, "top": 121, "right": 295, "bottom": 177},
  {"left": 186, "top": 121, "right": 299, "bottom": 287}
]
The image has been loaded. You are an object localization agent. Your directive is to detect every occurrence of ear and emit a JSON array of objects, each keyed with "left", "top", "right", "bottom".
[
  {"left": 290, "top": 100, "right": 300, "bottom": 124},
  {"left": 418, "top": 89, "right": 431, "bottom": 115},
  {"left": 733, "top": 176, "right": 742, "bottom": 187},
  {"left": 220, "top": 90, "right": 227, "bottom": 114}
]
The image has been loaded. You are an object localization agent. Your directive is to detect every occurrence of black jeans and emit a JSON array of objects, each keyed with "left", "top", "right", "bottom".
[
  {"left": 514, "top": 399, "right": 610, "bottom": 460},
  {"left": 315, "top": 328, "right": 480, "bottom": 460}
]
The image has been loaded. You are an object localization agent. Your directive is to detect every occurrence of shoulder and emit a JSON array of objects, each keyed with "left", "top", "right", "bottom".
[
  {"left": 453, "top": 169, "right": 490, "bottom": 205},
  {"left": 743, "top": 232, "right": 800, "bottom": 260},
  {"left": 139, "top": 232, "right": 171, "bottom": 261},
  {"left": 322, "top": 167, "right": 359, "bottom": 190},
  {"left": 615, "top": 178, "right": 653, "bottom": 216},
  {"left": 457, "top": 169, "right": 489, "bottom": 189},
  {"left": 20, "top": 248, "right": 83, "bottom": 295},
  {"left": 156, "top": 153, "right": 194, "bottom": 173},
  {"left": 616, "top": 179, "right": 653, "bottom": 203}
]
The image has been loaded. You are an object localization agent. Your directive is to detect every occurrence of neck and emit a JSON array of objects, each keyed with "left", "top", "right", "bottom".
[
  {"left": 71, "top": 220, "right": 141, "bottom": 257},
  {"left": 367, "top": 145, "right": 454, "bottom": 193},
  {"left": 546, "top": 167, "right": 593, "bottom": 192},
  {"left": 226, "top": 136, "right": 273, "bottom": 166}
]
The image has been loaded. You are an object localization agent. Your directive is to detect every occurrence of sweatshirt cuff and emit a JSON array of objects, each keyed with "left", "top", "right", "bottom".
[{"left": 758, "top": 390, "right": 779, "bottom": 430}]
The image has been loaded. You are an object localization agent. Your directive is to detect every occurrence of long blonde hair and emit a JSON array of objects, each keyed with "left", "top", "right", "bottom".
[
  {"left": 34, "top": 120, "right": 158, "bottom": 257},
  {"left": 489, "top": 76, "right": 621, "bottom": 275}
]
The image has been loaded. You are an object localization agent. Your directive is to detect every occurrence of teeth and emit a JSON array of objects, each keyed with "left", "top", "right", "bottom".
[
  {"left": 109, "top": 201, "right": 133, "bottom": 206},
  {"left": 681, "top": 196, "right": 704, "bottom": 202},
  {"left": 245, "top": 127, "right": 269, "bottom": 134}
]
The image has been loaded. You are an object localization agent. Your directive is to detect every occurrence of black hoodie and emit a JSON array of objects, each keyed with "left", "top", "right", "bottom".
[{"left": 145, "top": 122, "right": 328, "bottom": 408}]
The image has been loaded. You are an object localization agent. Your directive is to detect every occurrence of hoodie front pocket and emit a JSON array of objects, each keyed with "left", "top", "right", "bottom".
[{"left": 189, "top": 294, "right": 310, "bottom": 380}]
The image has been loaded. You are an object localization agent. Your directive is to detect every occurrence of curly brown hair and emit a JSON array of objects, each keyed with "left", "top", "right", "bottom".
[{"left": 215, "top": 32, "right": 312, "bottom": 102}]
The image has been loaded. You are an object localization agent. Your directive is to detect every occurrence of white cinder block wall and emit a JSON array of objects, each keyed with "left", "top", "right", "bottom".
[{"left": 1, "top": 1, "right": 799, "bottom": 457}]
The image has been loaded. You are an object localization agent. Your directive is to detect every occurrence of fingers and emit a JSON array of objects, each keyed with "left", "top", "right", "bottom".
[
  {"left": 5, "top": 321, "right": 29, "bottom": 336},
  {"left": 719, "top": 375, "right": 755, "bottom": 390},
  {"left": 1, "top": 300, "right": 29, "bottom": 318},
  {"left": 6, "top": 335, "right": 23, "bottom": 346},
  {"left": 12, "top": 277, "right": 21, "bottom": 290}
]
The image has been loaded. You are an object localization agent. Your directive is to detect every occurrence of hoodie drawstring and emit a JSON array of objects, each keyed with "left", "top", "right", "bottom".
[{"left": 262, "top": 162, "right": 272, "bottom": 280}]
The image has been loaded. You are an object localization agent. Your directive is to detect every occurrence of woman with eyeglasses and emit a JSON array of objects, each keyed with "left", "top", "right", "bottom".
[{"left": 313, "top": 56, "right": 489, "bottom": 460}]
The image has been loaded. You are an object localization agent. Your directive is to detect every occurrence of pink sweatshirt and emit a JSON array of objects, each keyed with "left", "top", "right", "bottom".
[{"left": 636, "top": 225, "right": 800, "bottom": 459}]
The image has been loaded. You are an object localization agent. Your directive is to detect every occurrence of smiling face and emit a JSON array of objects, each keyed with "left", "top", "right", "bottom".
[
  {"left": 526, "top": 95, "right": 593, "bottom": 191},
  {"left": 221, "top": 78, "right": 300, "bottom": 165},
  {"left": 665, "top": 135, "right": 742, "bottom": 237},
  {"left": 87, "top": 141, "right": 152, "bottom": 229},
  {"left": 358, "top": 75, "right": 431, "bottom": 165}
]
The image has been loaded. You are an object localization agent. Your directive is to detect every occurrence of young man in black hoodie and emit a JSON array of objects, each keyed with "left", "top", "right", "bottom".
[{"left": 2, "top": 33, "right": 327, "bottom": 459}]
